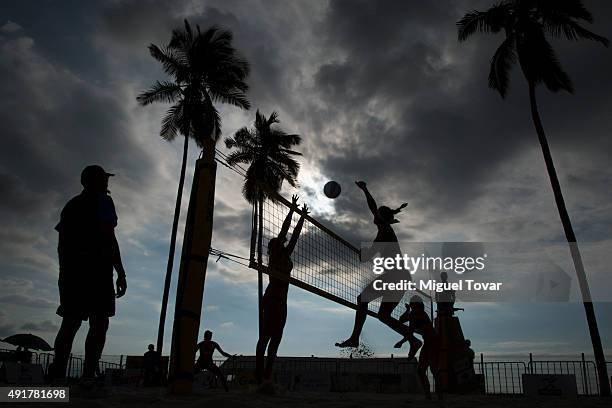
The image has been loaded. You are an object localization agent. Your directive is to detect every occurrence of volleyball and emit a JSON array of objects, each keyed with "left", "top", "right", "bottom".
[{"left": 324, "top": 181, "right": 341, "bottom": 199}]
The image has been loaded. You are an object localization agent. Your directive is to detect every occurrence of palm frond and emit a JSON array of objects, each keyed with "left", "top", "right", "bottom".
[
  {"left": 160, "top": 103, "right": 184, "bottom": 141},
  {"left": 208, "top": 89, "right": 251, "bottom": 109},
  {"left": 169, "top": 19, "right": 195, "bottom": 51},
  {"left": 254, "top": 110, "right": 268, "bottom": 131},
  {"left": 279, "top": 148, "right": 303, "bottom": 156},
  {"left": 518, "top": 29, "right": 574, "bottom": 93},
  {"left": 489, "top": 36, "right": 516, "bottom": 98},
  {"left": 137, "top": 81, "right": 182, "bottom": 105},
  {"left": 148, "top": 44, "right": 187, "bottom": 79},
  {"left": 540, "top": 46, "right": 574, "bottom": 93},
  {"left": 224, "top": 150, "right": 254, "bottom": 166},
  {"left": 544, "top": 17, "right": 609, "bottom": 45},
  {"left": 536, "top": 0, "right": 594, "bottom": 23},
  {"left": 457, "top": 3, "right": 509, "bottom": 42},
  {"left": 267, "top": 111, "right": 280, "bottom": 126},
  {"left": 225, "top": 127, "right": 254, "bottom": 149},
  {"left": 276, "top": 132, "right": 302, "bottom": 148}
]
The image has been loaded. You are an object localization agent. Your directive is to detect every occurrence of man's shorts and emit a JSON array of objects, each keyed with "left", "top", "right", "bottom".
[{"left": 57, "top": 268, "right": 115, "bottom": 321}]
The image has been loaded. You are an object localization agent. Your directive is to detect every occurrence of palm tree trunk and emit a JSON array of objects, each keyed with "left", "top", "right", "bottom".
[
  {"left": 156, "top": 133, "right": 189, "bottom": 357},
  {"left": 528, "top": 82, "right": 610, "bottom": 396},
  {"left": 257, "top": 193, "right": 264, "bottom": 337}
]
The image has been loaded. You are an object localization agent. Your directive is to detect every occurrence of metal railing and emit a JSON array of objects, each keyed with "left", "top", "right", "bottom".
[
  {"left": 2, "top": 349, "right": 609, "bottom": 395},
  {"left": 211, "top": 355, "right": 608, "bottom": 396},
  {"left": 527, "top": 353, "right": 600, "bottom": 396},
  {"left": 474, "top": 360, "right": 527, "bottom": 394}
]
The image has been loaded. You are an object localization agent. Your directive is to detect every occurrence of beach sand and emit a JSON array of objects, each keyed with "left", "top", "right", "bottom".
[{"left": 9, "top": 387, "right": 609, "bottom": 408}]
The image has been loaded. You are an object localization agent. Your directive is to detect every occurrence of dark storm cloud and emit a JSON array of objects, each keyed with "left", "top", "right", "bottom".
[
  {"left": 0, "top": 172, "right": 44, "bottom": 215},
  {"left": 0, "top": 33, "right": 156, "bottom": 221},
  {"left": 311, "top": 0, "right": 522, "bottom": 215},
  {"left": 308, "top": 0, "right": 612, "bottom": 223}
]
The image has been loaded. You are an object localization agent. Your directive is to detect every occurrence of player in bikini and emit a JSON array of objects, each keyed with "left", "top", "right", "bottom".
[
  {"left": 335, "top": 181, "right": 422, "bottom": 356},
  {"left": 256, "top": 195, "right": 309, "bottom": 387}
]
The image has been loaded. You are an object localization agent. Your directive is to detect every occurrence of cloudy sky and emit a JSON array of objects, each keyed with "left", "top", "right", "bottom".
[{"left": 1, "top": 0, "right": 611, "bottom": 360}]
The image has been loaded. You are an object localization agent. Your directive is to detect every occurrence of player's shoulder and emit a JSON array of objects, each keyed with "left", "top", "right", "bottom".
[
  {"left": 65, "top": 193, "right": 85, "bottom": 206},
  {"left": 61, "top": 193, "right": 86, "bottom": 214},
  {"left": 100, "top": 193, "right": 116, "bottom": 205},
  {"left": 96, "top": 193, "right": 116, "bottom": 210},
  {"left": 97, "top": 193, "right": 118, "bottom": 224}
]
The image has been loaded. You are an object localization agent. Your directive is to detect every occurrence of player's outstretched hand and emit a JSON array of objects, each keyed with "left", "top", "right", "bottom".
[
  {"left": 116, "top": 275, "right": 127, "bottom": 298},
  {"left": 355, "top": 181, "right": 366, "bottom": 190},
  {"left": 291, "top": 194, "right": 299, "bottom": 207},
  {"left": 301, "top": 203, "right": 310, "bottom": 215}
]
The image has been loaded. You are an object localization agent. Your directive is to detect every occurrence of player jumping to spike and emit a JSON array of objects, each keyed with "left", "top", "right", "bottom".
[{"left": 336, "top": 181, "right": 419, "bottom": 351}]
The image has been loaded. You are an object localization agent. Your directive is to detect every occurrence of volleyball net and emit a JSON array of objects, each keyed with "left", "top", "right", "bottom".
[{"left": 250, "top": 193, "right": 431, "bottom": 321}]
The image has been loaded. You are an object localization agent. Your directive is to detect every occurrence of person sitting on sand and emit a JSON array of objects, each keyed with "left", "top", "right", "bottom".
[
  {"left": 395, "top": 296, "right": 441, "bottom": 400},
  {"left": 256, "top": 195, "right": 308, "bottom": 387},
  {"left": 336, "top": 181, "right": 409, "bottom": 348},
  {"left": 194, "top": 330, "right": 234, "bottom": 392}
]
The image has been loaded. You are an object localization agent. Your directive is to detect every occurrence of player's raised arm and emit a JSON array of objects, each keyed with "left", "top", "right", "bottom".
[
  {"left": 287, "top": 203, "right": 309, "bottom": 255},
  {"left": 279, "top": 194, "right": 299, "bottom": 240},
  {"left": 355, "top": 181, "right": 378, "bottom": 216}
]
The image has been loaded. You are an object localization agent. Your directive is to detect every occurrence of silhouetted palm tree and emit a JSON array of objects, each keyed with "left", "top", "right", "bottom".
[
  {"left": 137, "top": 20, "right": 250, "bottom": 356},
  {"left": 458, "top": 0, "right": 609, "bottom": 395},
  {"left": 224, "top": 110, "right": 301, "bottom": 333}
]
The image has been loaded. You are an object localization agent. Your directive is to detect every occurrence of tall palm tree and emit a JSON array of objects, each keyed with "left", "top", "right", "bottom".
[
  {"left": 137, "top": 20, "right": 250, "bottom": 357},
  {"left": 457, "top": 0, "right": 609, "bottom": 395},
  {"left": 224, "top": 110, "right": 302, "bottom": 333}
]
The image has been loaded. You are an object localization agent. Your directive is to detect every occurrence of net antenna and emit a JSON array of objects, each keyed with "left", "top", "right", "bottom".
[{"left": 250, "top": 191, "right": 431, "bottom": 325}]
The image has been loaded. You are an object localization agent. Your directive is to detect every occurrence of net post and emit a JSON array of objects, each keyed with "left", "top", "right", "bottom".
[
  {"left": 257, "top": 193, "right": 264, "bottom": 337},
  {"left": 250, "top": 201, "right": 257, "bottom": 265}
]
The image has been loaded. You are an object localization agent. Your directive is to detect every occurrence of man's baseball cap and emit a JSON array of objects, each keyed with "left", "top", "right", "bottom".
[{"left": 81, "top": 164, "right": 114, "bottom": 187}]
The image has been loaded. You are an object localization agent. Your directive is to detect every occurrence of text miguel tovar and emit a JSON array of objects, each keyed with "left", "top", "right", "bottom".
[{"left": 370, "top": 253, "right": 502, "bottom": 292}]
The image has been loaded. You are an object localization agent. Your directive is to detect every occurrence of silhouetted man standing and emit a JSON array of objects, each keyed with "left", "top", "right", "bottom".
[
  {"left": 51, "top": 165, "right": 127, "bottom": 382},
  {"left": 143, "top": 344, "right": 161, "bottom": 386}
]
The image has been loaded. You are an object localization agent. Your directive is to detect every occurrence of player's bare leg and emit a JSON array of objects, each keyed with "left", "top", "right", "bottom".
[{"left": 335, "top": 296, "right": 367, "bottom": 348}]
